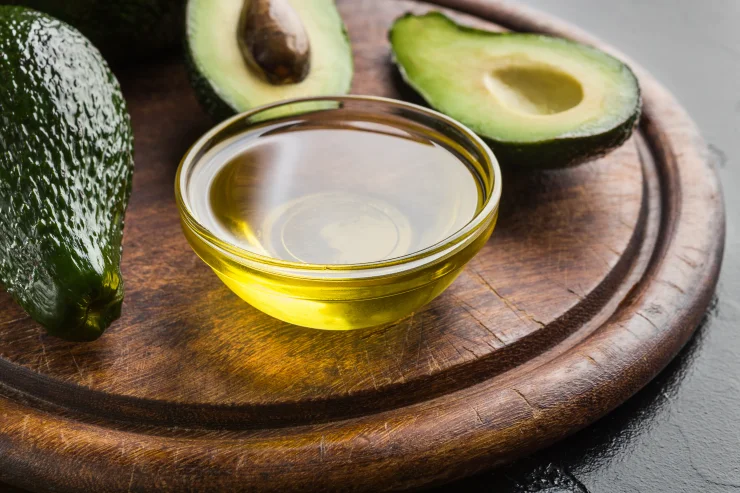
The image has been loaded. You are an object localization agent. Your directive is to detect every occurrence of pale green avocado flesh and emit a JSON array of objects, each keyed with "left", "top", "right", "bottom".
[
  {"left": 186, "top": 0, "right": 353, "bottom": 120},
  {"left": 390, "top": 12, "right": 641, "bottom": 168}
]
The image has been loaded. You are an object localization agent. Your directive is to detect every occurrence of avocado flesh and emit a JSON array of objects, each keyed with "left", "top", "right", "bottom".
[
  {"left": 186, "top": 0, "right": 353, "bottom": 121},
  {"left": 0, "top": 7, "right": 134, "bottom": 341},
  {"left": 2, "top": 0, "right": 185, "bottom": 60},
  {"left": 390, "top": 13, "right": 641, "bottom": 168}
]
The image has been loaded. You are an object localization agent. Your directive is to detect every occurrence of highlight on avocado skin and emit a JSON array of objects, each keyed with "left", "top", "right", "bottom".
[
  {"left": 0, "top": 7, "right": 134, "bottom": 341},
  {"left": 389, "top": 12, "right": 642, "bottom": 168},
  {"left": 186, "top": 0, "right": 353, "bottom": 121},
  {"left": 238, "top": 0, "right": 311, "bottom": 85},
  {"left": 177, "top": 98, "right": 500, "bottom": 330}
]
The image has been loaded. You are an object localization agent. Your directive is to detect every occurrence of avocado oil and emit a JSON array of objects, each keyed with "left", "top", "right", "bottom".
[
  {"left": 179, "top": 104, "right": 499, "bottom": 330},
  {"left": 189, "top": 113, "right": 483, "bottom": 265}
]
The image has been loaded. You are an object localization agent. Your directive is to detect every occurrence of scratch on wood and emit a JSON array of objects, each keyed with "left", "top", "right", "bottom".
[
  {"left": 599, "top": 241, "right": 622, "bottom": 257},
  {"left": 619, "top": 322, "right": 643, "bottom": 340},
  {"left": 462, "top": 296, "right": 506, "bottom": 346},
  {"left": 127, "top": 466, "right": 135, "bottom": 493},
  {"left": 415, "top": 317, "right": 424, "bottom": 367},
  {"left": 461, "top": 345, "right": 478, "bottom": 359},
  {"left": 20, "top": 415, "right": 29, "bottom": 440},
  {"left": 658, "top": 278, "right": 686, "bottom": 294},
  {"left": 0, "top": 315, "right": 30, "bottom": 327},
  {"left": 566, "top": 287, "right": 585, "bottom": 300},
  {"left": 71, "top": 354, "right": 85, "bottom": 380},
  {"left": 38, "top": 335, "right": 50, "bottom": 371},
  {"left": 510, "top": 388, "right": 541, "bottom": 418},
  {"left": 677, "top": 254, "right": 698, "bottom": 268},
  {"left": 470, "top": 269, "right": 545, "bottom": 328},
  {"left": 636, "top": 312, "right": 661, "bottom": 331},
  {"left": 547, "top": 276, "right": 586, "bottom": 301},
  {"left": 171, "top": 449, "right": 180, "bottom": 467},
  {"left": 347, "top": 441, "right": 355, "bottom": 462},
  {"left": 397, "top": 312, "right": 414, "bottom": 365},
  {"left": 683, "top": 244, "right": 707, "bottom": 254},
  {"left": 364, "top": 350, "right": 379, "bottom": 390},
  {"left": 618, "top": 216, "right": 634, "bottom": 229},
  {"left": 484, "top": 339, "right": 499, "bottom": 351},
  {"left": 472, "top": 406, "right": 485, "bottom": 425},
  {"left": 578, "top": 352, "right": 601, "bottom": 368},
  {"left": 589, "top": 245, "right": 612, "bottom": 270},
  {"left": 425, "top": 341, "right": 443, "bottom": 372},
  {"left": 451, "top": 294, "right": 506, "bottom": 346},
  {"left": 446, "top": 335, "right": 465, "bottom": 360},
  {"left": 319, "top": 435, "right": 326, "bottom": 461}
]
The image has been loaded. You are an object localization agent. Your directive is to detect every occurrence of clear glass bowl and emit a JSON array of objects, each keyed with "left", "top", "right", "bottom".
[{"left": 176, "top": 96, "right": 502, "bottom": 330}]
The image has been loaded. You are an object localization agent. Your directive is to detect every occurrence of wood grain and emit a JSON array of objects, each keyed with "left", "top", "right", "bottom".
[{"left": 0, "top": 0, "right": 724, "bottom": 491}]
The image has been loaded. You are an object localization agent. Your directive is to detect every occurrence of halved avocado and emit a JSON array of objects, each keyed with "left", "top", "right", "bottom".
[
  {"left": 390, "top": 12, "right": 641, "bottom": 168},
  {"left": 186, "top": 0, "right": 353, "bottom": 121}
]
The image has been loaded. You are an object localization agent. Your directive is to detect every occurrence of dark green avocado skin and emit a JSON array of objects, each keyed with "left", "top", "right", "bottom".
[
  {"left": 0, "top": 7, "right": 134, "bottom": 340},
  {"left": 1, "top": 0, "right": 185, "bottom": 60},
  {"left": 184, "top": 43, "right": 238, "bottom": 122},
  {"left": 487, "top": 109, "right": 641, "bottom": 169}
]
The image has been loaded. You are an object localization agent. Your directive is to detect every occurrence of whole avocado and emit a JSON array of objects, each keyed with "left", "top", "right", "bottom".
[
  {"left": 1, "top": 0, "right": 185, "bottom": 60},
  {"left": 0, "top": 6, "right": 134, "bottom": 340}
]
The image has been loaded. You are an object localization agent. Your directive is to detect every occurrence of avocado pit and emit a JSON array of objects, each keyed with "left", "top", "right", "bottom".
[{"left": 237, "top": 0, "right": 311, "bottom": 85}]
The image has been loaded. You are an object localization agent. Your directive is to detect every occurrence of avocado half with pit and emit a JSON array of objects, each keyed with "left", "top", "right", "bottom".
[
  {"left": 390, "top": 12, "right": 641, "bottom": 168},
  {"left": 186, "top": 0, "right": 353, "bottom": 121}
]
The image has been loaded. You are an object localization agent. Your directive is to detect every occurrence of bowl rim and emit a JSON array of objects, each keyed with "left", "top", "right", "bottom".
[{"left": 175, "top": 95, "right": 502, "bottom": 274}]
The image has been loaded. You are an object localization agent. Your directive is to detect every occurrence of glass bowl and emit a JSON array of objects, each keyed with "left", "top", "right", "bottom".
[{"left": 175, "top": 96, "right": 502, "bottom": 330}]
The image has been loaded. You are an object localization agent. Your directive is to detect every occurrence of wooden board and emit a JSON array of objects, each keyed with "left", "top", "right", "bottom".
[{"left": 0, "top": 0, "right": 724, "bottom": 491}]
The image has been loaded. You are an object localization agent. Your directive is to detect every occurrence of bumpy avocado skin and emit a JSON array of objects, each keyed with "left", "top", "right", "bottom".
[
  {"left": 1, "top": 0, "right": 185, "bottom": 60},
  {"left": 0, "top": 7, "right": 134, "bottom": 340},
  {"left": 389, "top": 12, "right": 642, "bottom": 169}
]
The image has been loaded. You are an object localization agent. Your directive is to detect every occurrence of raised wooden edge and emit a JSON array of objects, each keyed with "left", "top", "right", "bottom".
[{"left": 0, "top": 1, "right": 724, "bottom": 491}]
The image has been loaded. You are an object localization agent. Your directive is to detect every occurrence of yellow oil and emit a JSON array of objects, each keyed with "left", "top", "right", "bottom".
[
  {"left": 183, "top": 110, "right": 495, "bottom": 329},
  {"left": 197, "top": 120, "right": 482, "bottom": 264}
]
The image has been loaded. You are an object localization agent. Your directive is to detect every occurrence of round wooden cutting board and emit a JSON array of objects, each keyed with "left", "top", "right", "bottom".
[{"left": 0, "top": 1, "right": 724, "bottom": 491}]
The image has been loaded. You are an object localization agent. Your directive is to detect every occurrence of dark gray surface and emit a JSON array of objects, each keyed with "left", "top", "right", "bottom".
[{"left": 436, "top": 1, "right": 739, "bottom": 492}]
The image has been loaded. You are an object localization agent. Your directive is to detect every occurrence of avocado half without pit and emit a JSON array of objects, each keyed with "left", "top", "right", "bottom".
[
  {"left": 186, "top": 0, "right": 353, "bottom": 121},
  {"left": 390, "top": 12, "right": 642, "bottom": 168}
]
